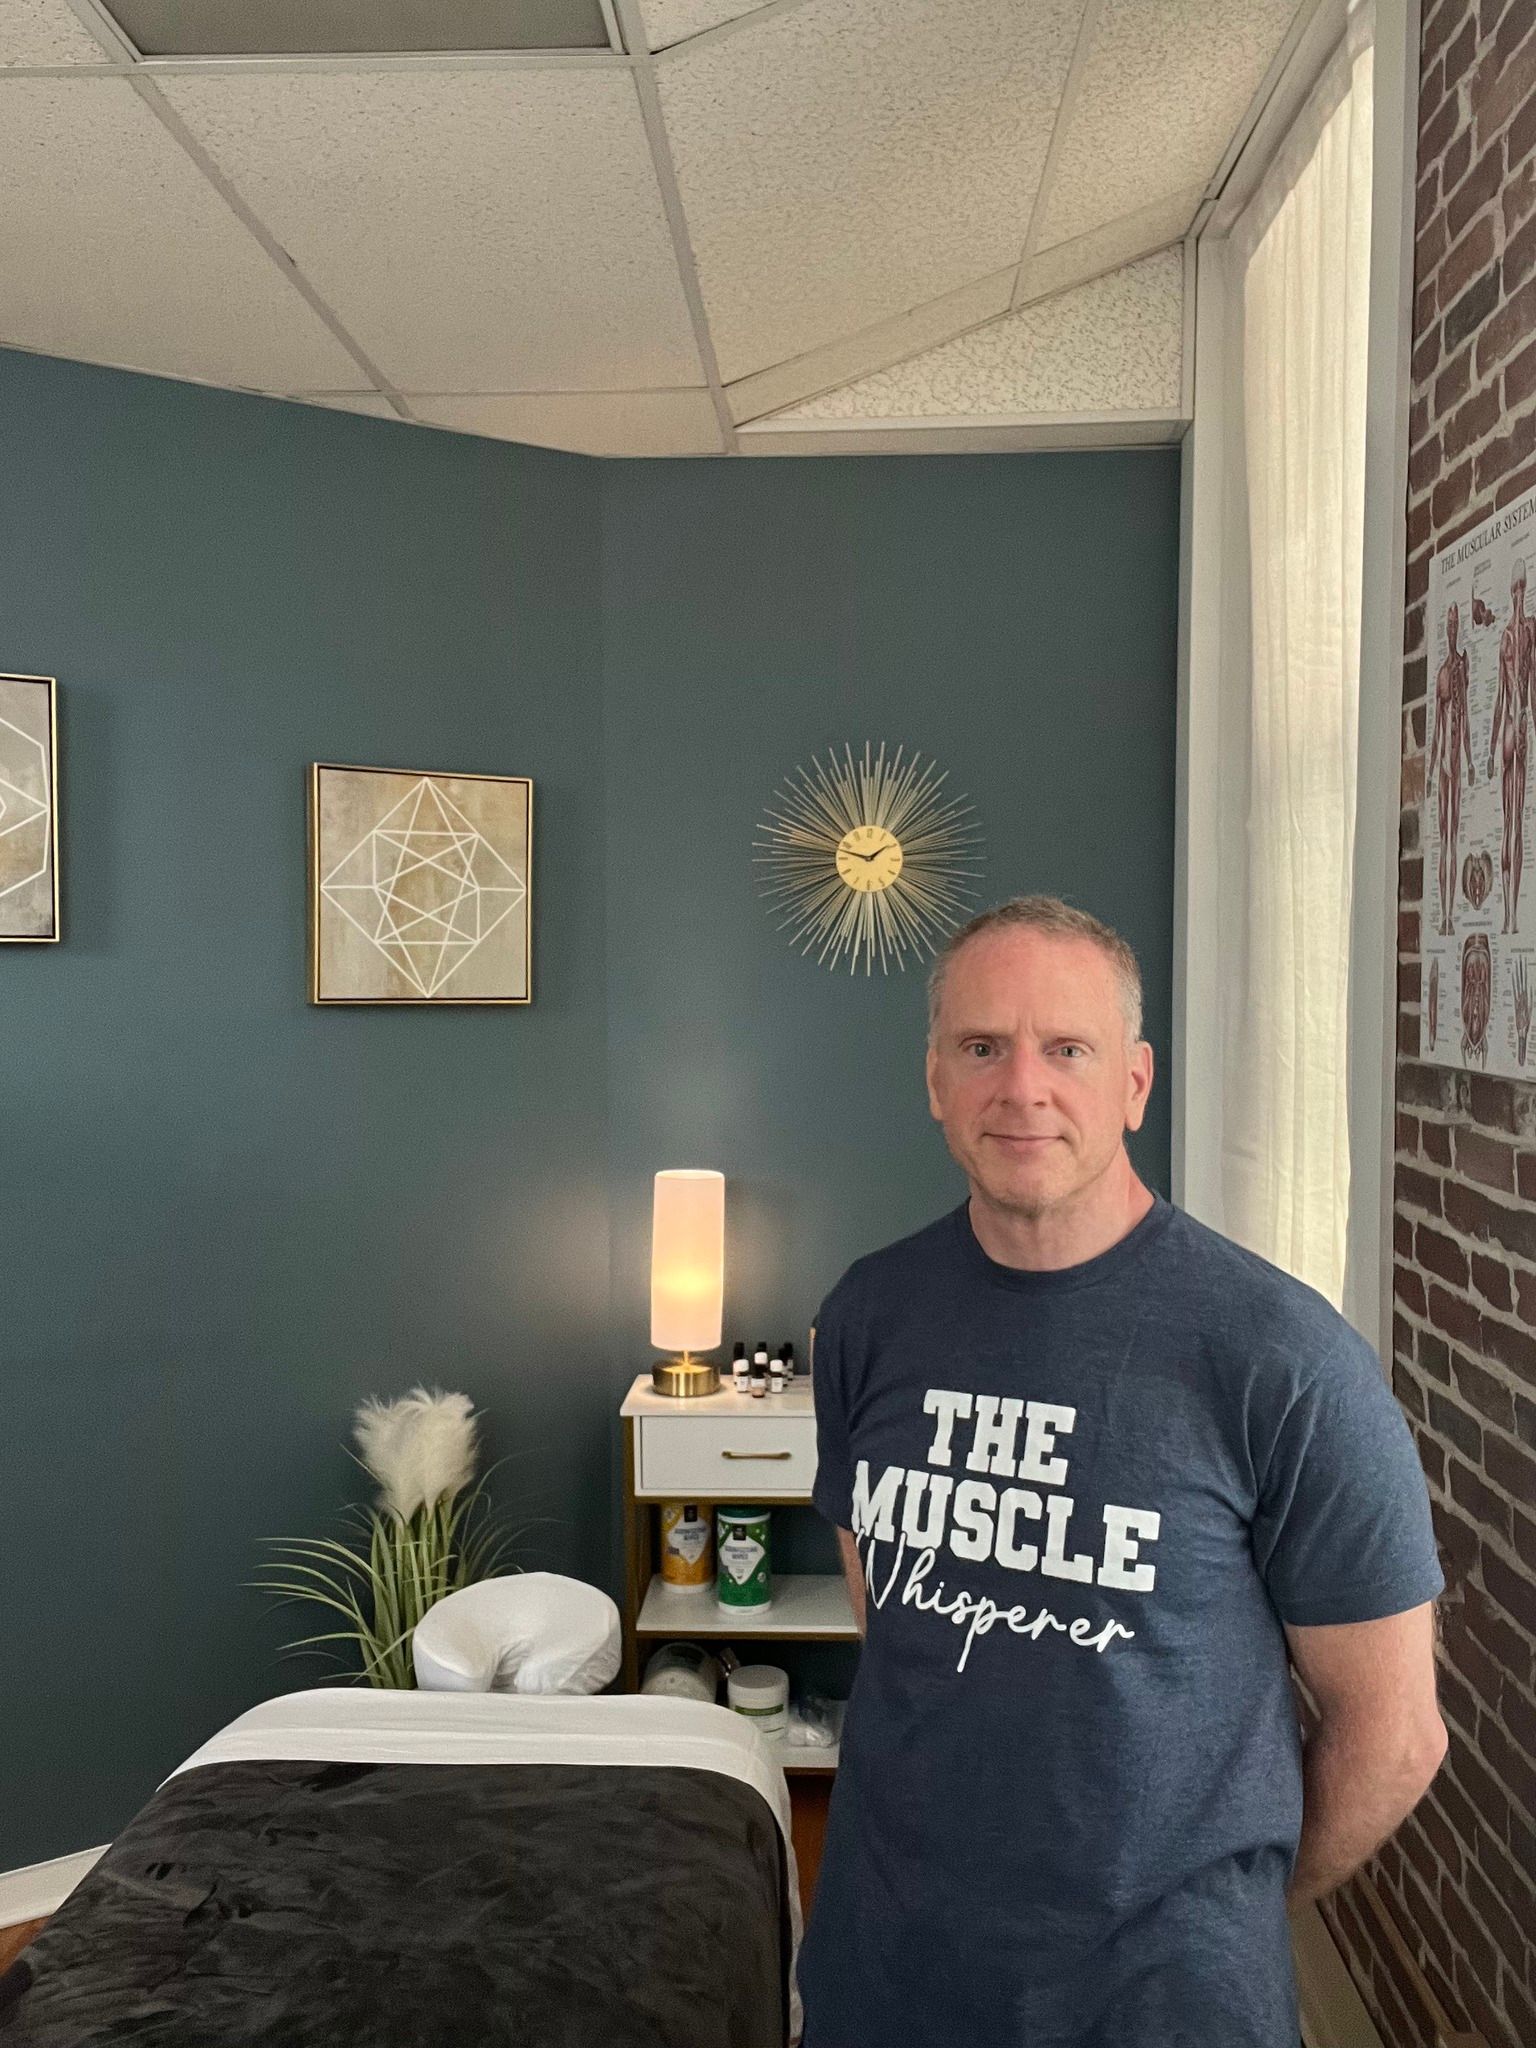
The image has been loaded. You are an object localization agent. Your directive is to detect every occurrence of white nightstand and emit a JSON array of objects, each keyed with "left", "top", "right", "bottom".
[{"left": 618, "top": 1371, "right": 858, "bottom": 1777}]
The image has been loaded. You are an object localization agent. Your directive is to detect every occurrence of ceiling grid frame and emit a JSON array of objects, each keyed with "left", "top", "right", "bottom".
[
  {"left": 704, "top": 0, "right": 1193, "bottom": 430},
  {"left": 1190, "top": 0, "right": 1339, "bottom": 239},
  {"left": 55, "top": 0, "right": 416, "bottom": 416},
  {"left": 610, "top": 0, "right": 737, "bottom": 451},
  {"left": 653, "top": 0, "right": 1090, "bottom": 388},
  {"left": 58, "top": 0, "right": 136, "bottom": 60},
  {"left": 733, "top": 0, "right": 1318, "bottom": 440},
  {"left": 0, "top": 51, "right": 635, "bottom": 75},
  {"left": 0, "top": 0, "right": 1319, "bottom": 456},
  {"left": 644, "top": 0, "right": 815, "bottom": 58},
  {"left": 749, "top": 245, "right": 1187, "bottom": 452},
  {"left": 724, "top": 267, "right": 1019, "bottom": 426},
  {"left": 1008, "top": 0, "right": 1104, "bottom": 308}
]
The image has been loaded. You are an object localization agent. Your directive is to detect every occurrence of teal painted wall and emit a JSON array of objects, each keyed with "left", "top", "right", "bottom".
[
  {"left": 0, "top": 347, "right": 1180, "bottom": 1868},
  {"left": 598, "top": 452, "right": 1179, "bottom": 1393},
  {"left": 0, "top": 351, "right": 607, "bottom": 1865}
]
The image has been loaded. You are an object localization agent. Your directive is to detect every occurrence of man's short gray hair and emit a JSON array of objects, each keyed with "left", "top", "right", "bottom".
[{"left": 926, "top": 894, "right": 1144, "bottom": 1047}]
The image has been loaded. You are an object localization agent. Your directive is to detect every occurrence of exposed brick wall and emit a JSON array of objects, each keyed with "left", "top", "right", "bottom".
[{"left": 1340, "top": 3, "right": 1536, "bottom": 2045}]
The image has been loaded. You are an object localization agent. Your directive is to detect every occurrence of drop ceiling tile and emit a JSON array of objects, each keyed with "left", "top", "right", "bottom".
[
  {"left": 0, "top": 78, "right": 365, "bottom": 388},
  {"left": 0, "top": 0, "right": 110, "bottom": 64},
  {"left": 1014, "top": 184, "right": 1200, "bottom": 307},
  {"left": 658, "top": 0, "right": 1087, "bottom": 382},
  {"left": 1035, "top": 0, "right": 1303, "bottom": 251},
  {"left": 726, "top": 264, "right": 1014, "bottom": 424},
  {"left": 639, "top": 0, "right": 769, "bottom": 48},
  {"left": 773, "top": 250, "right": 1184, "bottom": 420},
  {"left": 411, "top": 388, "right": 723, "bottom": 456},
  {"left": 158, "top": 70, "right": 704, "bottom": 393}
]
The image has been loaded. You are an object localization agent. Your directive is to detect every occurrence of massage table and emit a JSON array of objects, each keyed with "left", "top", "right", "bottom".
[{"left": 1, "top": 1599, "right": 802, "bottom": 2046}]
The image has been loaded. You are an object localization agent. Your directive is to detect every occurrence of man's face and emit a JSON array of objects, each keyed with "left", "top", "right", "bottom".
[
  {"left": 1448, "top": 603, "right": 1459, "bottom": 651},
  {"left": 925, "top": 928, "right": 1153, "bottom": 1221}
]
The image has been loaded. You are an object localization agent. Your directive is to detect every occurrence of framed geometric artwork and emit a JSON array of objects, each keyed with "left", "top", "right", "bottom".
[
  {"left": 308, "top": 762, "right": 531, "bottom": 1005},
  {"left": 0, "top": 673, "right": 60, "bottom": 945}
]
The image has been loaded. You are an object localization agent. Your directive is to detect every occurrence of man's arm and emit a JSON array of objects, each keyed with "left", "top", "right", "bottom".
[
  {"left": 1282, "top": 1602, "right": 1447, "bottom": 1912},
  {"left": 836, "top": 1526, "right": 867, "bottom": 1638}
]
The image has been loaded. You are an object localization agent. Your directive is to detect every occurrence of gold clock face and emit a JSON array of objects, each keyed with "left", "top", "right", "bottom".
[
  {"left": 755, "top": 742, "right": 983, "bottom": 975},
  {"left": 836, "top": 824, "right": 903, "bottom": 893}
]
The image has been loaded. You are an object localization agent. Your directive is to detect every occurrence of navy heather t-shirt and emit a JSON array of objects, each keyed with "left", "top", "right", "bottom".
[{"left": 798, "top": 1192, "right": 1443, "bottom": 2048}]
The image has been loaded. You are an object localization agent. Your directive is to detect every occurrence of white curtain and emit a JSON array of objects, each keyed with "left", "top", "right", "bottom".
[{"left": 1221, "top": 13, "right": 1374, "bottom": 1307}]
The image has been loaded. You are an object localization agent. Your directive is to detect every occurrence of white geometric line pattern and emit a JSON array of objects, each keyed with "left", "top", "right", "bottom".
[
  {"left": 0, "top": 712, "right": 51, "bottom": 903},
  {"left": 321, "top": 777, "right": 526, "bottom": 999}
]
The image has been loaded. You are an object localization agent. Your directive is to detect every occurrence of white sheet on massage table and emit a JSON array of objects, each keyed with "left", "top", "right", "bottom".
[{"left": 168, "top": 1688, "right": 793, "bottom": 1841}]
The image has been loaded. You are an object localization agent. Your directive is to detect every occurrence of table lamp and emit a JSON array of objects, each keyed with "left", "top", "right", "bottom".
[{"left": 650, "top": 1168, "right": 725, "bottom": 1398}]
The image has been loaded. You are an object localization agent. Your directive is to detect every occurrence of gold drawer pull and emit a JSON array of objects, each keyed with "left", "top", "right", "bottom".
[{"left": 721, "top": 1449, "right": 793, "bottom": 1461}]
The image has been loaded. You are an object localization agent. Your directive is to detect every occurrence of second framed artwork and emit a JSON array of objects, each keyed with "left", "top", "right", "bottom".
[
  {"left": 308, "top": 762, "right": 531, "bottom": 1005},
  {"left": 1, "top": 672, "right": 60, "bottom": 945}
]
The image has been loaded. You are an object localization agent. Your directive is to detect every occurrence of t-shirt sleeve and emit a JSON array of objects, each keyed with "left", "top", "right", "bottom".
[
  {"left": 1250, "top": 1329, "right": 1445, "bottom": 1627},
  {"left": 810, "top": 1291, "right": 855, "bottom": 1531}
]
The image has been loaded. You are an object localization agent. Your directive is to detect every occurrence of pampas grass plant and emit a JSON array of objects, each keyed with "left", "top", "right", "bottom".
[{"left": 254, "top": 1387, "right": 522, "bottom": 1689}]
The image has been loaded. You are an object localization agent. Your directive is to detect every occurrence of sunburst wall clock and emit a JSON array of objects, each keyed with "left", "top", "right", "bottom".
[{"left": 754, "top": 742, "right": 984, "bottom": 975}]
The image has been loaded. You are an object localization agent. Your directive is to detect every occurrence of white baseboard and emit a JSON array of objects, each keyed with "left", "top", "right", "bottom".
[
  {"left": 1293, "top": 1902, "right": 1386, "bottom": 2048},
  {"left": 0, "top": 1847, "right": 107, "bottom": 1927}
]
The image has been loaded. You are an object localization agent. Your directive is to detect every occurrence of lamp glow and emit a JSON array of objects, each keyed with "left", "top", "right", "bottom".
[
  {"left": 650, "top": 1170, "right": 724, "bottom": 1352},
  {"left": 650, "top": 1171, "right": 724, "bottom": 1382}
]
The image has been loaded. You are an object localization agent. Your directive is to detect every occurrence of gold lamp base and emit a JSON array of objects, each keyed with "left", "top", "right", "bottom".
[{"left": 651, "top": 1354, "right": 721, "bottom": 1399}]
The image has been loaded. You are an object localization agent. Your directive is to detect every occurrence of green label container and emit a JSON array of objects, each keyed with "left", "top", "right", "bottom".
[{"left": 716, "top": 1506, "right": 772, "bottom": 1614}]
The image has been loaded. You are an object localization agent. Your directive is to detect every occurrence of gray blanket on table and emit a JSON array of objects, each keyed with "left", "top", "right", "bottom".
[{"left": 0, "top": 1759, "right": 791, "bottom": 2047}]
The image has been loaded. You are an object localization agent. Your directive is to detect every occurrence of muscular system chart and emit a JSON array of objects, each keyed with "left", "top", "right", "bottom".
[{"left": 1421, "top": 481, "right": 1536, "bottom": 1076}]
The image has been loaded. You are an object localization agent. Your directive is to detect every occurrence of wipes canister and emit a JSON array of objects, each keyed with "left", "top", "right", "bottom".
[
  {"left": 659, "top": 1502, "right": 712, "bottom": 1589},
  {"left": 716, "top": 1505, "right": 772, "bottom": 1614}
]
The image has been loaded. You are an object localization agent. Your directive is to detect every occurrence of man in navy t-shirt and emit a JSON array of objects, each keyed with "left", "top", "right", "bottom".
[{"left": 800, "top": 894, "right": 1446, "bottom": 2048}]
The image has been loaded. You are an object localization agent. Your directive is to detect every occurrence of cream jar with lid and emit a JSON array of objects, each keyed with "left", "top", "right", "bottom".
[{"left": 727, "top": 1663, "right": 789, "bottom": 1739}]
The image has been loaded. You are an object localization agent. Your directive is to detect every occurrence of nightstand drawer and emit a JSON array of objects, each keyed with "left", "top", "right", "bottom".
[{"left": 637, "top": 1413, "right": 818, "bottom": 1498}]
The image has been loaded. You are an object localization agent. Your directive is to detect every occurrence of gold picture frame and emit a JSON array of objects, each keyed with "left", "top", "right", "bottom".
[
  {"left": 0, "top": 673, "right": 60, "bottom": 945},
  {"left": 308, "top": 761, "right": 532, "bottom": 1005}
]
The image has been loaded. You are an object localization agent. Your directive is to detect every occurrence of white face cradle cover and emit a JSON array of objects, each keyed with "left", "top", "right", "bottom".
[{"left": 412, "top": 1573, "right": 623, "bottom": 1695}]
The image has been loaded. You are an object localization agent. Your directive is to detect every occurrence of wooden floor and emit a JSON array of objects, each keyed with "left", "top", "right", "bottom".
[
  {"left": 788, "top": 1776, "right": 831, "bottom": 1919},
  {"left": 0, "top": 1920, "right": 46, "bottom": 1974}
]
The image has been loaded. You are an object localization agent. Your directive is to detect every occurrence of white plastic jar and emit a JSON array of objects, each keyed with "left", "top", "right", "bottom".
[{"left": 727, "top": 1663, "right": 789, "bottom": 1739}]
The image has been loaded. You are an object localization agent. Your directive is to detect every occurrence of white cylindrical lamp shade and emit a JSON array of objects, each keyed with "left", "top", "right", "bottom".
[{"left": 650, "top": 1169, "right": 724, "bottom": 1354}]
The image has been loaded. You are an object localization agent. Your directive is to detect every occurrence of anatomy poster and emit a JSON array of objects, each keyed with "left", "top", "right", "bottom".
[{"left": 1421, "top": 481, "right": 1536, "bottom": 1075}]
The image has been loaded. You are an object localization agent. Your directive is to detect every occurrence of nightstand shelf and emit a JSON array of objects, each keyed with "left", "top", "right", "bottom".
[
  {"left": 619, "top": 1370, "right": 859, "bottom": 1787},
  {"left": 636, "top": 1571, "right": 859, "bottom": 1640},
  {"left": 762, "top": 1734, "right": 840, "bottom": 1777}
]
